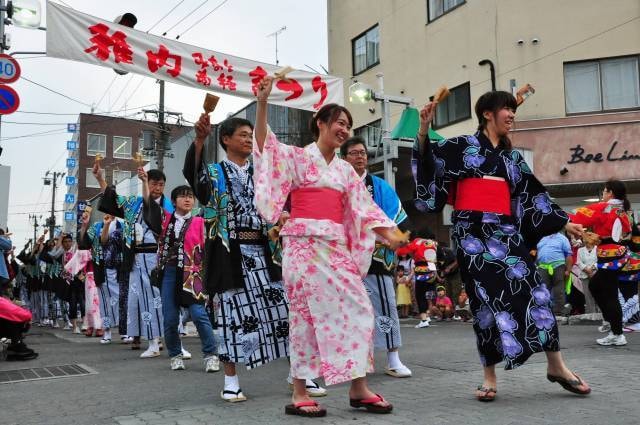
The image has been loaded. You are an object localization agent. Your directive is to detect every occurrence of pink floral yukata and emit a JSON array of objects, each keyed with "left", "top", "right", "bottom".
[{"left": 253, "top": 128, "right": 395, "bottom": 385}]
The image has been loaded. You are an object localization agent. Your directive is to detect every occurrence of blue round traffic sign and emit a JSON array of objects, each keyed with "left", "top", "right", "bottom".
[
  {"left": 0, "top": 84, "right": 20, "bottom": 115},
  {"left": 0, "top": 54, "right": 20, "bottom": 83}
]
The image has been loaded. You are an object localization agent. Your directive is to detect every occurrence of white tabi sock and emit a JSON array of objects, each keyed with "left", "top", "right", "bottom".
[
  {"left": 103, "top": 329, "right": 112, "bottom": 340},
  {"left": 387, "top": 350, "right": 402, "bottom": 369},
  {"left": 224, "top": 374, "right": 240, "bottom": 392},
  {"left": 148, "top": 337, "right": 159, "bottom": 352}
]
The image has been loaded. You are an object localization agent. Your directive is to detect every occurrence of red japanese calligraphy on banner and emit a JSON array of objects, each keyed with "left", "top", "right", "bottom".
[{"left": 46, "top": 3, "right": 343, "bottom": 111}]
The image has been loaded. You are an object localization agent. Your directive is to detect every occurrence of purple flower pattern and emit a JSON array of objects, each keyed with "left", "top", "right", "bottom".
[
  {"left": 476, "top": 305, "right": 495, "bottom": 329},
  {"left": 500, "top": 332, "right": 523, "bottom": 358},
  {"left": 486, "top": 238, "right": 508, "bottom": 260},
  {"left": 530, "top": 306, "right": 555, "bottom": 330},
  {"left": 532, "top": 285, "right": 551, "bottom": 306},
  {"left": 506, "top": 261, "right": 529, "bottom": 280},
  {"left": 461, "top": 235, "right": 484, "bottom": 255}
]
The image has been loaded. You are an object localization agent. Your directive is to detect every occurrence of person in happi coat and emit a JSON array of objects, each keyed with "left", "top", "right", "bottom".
[
  {"left": 618, "top": 215, "right": 640, "bottom": 332},
  {"left": 341, "top": 135, "right": 412, "bottom": 379},
  {"left": 95, "top": 162, "right": 172, "bottom": 357},
  {"left": 569, "top": 179, "right": 632, "bottom": 346},
  {"left": 254, "top": 76, "right": 408, "bottom": 417},
  {"left": 142, "top": 178, "right": 220, "bottom": 374},
  {"left": 78, "top": 213, "right": 124, "bottom": 344},
  {"left": 184, "top": 114, "right": 300, "bottom": 402},
  {"left": 413, "top": 90, "right": 590, "bottom": 401}
]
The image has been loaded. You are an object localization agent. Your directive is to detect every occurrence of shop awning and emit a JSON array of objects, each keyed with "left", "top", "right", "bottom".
[{"left": 391, "top": 107, "right": 444, "bottom": 141}]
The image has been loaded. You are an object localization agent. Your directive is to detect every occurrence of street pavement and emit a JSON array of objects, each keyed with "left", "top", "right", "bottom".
[{"left": 1, "top": 320, "right": 639, "bottom": 425}]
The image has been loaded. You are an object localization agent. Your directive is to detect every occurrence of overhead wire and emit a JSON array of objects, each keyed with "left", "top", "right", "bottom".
[
  {"left": 94, "top": 75, "right": 118, "bottom": 111},
  {"left": 21, "top": 76, "right": 94, "bottom": 108},
  {"left": 109, "top": 74, "right": 135, "bottom": 110},
  {"left": 162, "top": 0, "right": 209, "bottom": 36},
  {"left": 146, "top": 0, "right": 186, "bottom": 33},
  {"left": 175, "top": 0, "right": 230, "bottom": 40}
]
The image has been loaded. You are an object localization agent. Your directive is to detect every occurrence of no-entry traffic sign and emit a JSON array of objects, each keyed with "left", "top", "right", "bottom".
[
  {"left": 0, "top": 84, "right": 20, "bottom": 115},
  {"left": 0, "top": 54, "right": 21, "bottom": 84}
]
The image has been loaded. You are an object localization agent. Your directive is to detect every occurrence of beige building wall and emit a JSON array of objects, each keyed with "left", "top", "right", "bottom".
[{"left": 328, "top": 0, "right": 640, "bottom": 139}]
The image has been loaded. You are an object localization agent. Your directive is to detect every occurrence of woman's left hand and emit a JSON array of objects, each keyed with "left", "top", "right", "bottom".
[{"left": 565, "top": 222, "right": 584, "bottom": 239}]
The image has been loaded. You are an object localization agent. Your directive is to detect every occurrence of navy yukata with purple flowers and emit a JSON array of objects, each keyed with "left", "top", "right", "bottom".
[{"left": 413, "top": 131, "right": 568, "bottom": 369}]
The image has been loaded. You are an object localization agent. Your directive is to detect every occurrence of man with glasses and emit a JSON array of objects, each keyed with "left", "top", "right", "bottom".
[{"left": 341, "top": 136, "right": 413, "bottom": 378}]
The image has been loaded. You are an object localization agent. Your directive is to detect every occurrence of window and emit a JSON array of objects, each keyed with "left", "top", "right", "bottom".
[
  {"left": 433, "top": 82, "right": 471, "bottom": 129},
  {"left": 427, "top": 0, "right": 465, "bottom": 22},
  {"left": 514, "top": 148, "right": 534, "bottom": 173},
  {"left": 354, "top": 119, "right": 381, "bottom": 147},
  {"left": 87, "top": 133, "right": 106, "bottom": 157},
  {"left": 112, "top": 170, "right": 132, "bottom": 185},
  {"left": 352, "top": 25, "right": 379, "bottom": 75},
  {"left": 564, "top": 56, "right": 640, "bottom": 114},
  {"left": 113, "top": 136, "right": 132, "bottom": 159},
  {"left": 85, "top": 168, "right": 105, "bottom": 189}
]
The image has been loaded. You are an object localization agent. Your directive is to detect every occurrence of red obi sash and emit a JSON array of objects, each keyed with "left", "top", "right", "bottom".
[
  {"left": 290, "top": 187, "right": 344, "bottom": 224},
  {"left": 447, "top": 178, "right": 511, "bottom": 215}
]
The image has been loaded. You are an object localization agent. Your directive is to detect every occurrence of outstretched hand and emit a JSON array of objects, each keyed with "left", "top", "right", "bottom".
[
  {"left": 565, "top": 222, "right": 584, "bottom": 239},
  {"left": 194, "top": 113, "right": 211, "bottom": 144},
  {"left": 137, "top": 167, "right": 148, "bottom": 182},
  {"left": 418, "top": 101, "right": 437, "bottom": 137},
  {"left": 257, "top": 76, "right": 274, "bottom": 102}
]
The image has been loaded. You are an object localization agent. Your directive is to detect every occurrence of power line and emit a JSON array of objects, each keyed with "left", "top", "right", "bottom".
[
  {"left": 162, "top": 0, "right": 209, "bottom": 36},
  {"left": 175, "top": 0, "right": 230, "bottom": 40},
  {"left": 14, "top": 104, "right": 157, "bottom": 116},
  {"left": 94, "top": 74, "right": 118, "bottom": 111},
  {"left": 118, "top": 78, "right": 148, "bottom": 112},
  {"left": 110, "top": 74, "right": 135, "bottom": 110},
  {"left": 147, "top": 0, "right": 186, "bottom": 33},
  {"left": 21, "top": 76, "right": 94, "bottom": 108}
]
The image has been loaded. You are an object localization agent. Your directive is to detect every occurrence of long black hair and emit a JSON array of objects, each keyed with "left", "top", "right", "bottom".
[
  {"left": 475, "top": 91, "right": 518, "bottom": 150},
  {"left": 605, "top": 179, "right": 630, "bottom": 211}
]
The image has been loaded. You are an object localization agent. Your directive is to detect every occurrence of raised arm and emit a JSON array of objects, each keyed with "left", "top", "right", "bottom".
[
  {"left": 255, "top": 76, "right": 274, "bottom": 153},
  {"left": 100, "top": 215, "right": 113, "bottom": 245},
  {"left": 93, "top": 162, "right": 108, "bottom": 191},
  {"left": 183, "top": 114, "right": 214, "bottom": 206}
]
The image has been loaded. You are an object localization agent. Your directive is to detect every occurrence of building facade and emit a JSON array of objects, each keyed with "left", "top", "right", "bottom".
[
  {"left": 328, "top": 0, "right": 640, "bottom": 240},
  {"left": 63, "top": 113, "right": 191, "bottom": 233}
]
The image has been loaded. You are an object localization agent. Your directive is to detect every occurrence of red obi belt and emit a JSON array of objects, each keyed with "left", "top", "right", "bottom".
[
  {"left": 290, "top": 187, "right": 345, "bottom": 224},
  {"left": 447, "top": 178, "right": 511, "bottom": 215}
]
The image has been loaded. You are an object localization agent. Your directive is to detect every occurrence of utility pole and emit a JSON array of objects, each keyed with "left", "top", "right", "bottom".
[
  {"left": 44, "top": 171, "right": 64, "bottom": 239},
  {"left": 28, "top": 214, "right": 41, "bottom": 242},
  {"left": 142, "top": 80, "right": 181, "bottom": 172},
  {"left": 157, "top": 80, "right": 166, "bottom": 172}
]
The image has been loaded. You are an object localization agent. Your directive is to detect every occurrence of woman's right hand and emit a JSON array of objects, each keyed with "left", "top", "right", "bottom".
[
  {"left": 257, "top": 76, "right": 274, "bottom": 102},
  {"left": 418, "top": 101, "right": 437, "bottom": 137}
]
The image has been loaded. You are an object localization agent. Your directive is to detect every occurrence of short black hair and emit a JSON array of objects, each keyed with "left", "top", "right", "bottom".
[
  {"left": 340, "top": 136, "right": 367, "bottom": 158},
  {"left": 147, "top": 169, "right": 166, "bottom": 182},
  {"left": 170, "top": 185, "right": 194, "bottom": 203},
  {"left": 62, "top": 234, "right": 73, "bottom": 242},
  {"left": 219, "top": 117, "right": 253, "bottom": 152}
]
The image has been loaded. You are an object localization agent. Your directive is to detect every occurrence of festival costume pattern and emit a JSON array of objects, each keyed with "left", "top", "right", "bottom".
[
  {"left": 184, "top": 151, "right": 290, "bottom": 370},
  {"left": 253, "top": 129, "right": 395, "bottom": 385},
  {"left": 414, "top": 131, "right": 568, "bottom": 369}
]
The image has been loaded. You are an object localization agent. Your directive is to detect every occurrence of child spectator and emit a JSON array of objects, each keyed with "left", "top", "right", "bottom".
[
  {"left": 395, "top": 266, "right": 412, "bottom": 318},
  {"left": 430, "top": 286, "right": 453, "bottom": 321},
  {"left": 454, "top": 288, "right": 472, "bottom": 322}
]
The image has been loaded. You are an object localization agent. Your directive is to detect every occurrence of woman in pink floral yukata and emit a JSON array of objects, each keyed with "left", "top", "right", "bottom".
[{"left": 253, "top": 76, "right": 408, "bottom": 418}]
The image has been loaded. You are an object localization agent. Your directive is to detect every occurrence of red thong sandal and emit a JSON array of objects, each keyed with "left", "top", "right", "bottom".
[
  {"left": 284, "top": 400, "right": 327, "bottom": 418},
  {"left": 476, "top": 386, "right": 497, "bottom": 402},
  {"left": 349, "top": 393, "right": 393, "bottom": 414}
]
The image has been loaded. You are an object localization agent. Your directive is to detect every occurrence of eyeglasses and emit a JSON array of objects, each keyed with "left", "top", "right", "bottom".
[{"left": 347, "top": 150, "right": 367, "bottom": 157}]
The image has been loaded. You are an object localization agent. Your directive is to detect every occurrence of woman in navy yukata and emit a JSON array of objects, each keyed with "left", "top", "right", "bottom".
[{"left": 413, "top": 90, "right": 591, "bottom": 401}]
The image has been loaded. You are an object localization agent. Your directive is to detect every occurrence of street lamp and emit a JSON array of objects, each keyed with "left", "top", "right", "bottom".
[
  {"left": 348, "top": 73, "right": 413, "bottom": 189},
  {"left": 10, "top": 0, "right": 42, "bottom": 29}
]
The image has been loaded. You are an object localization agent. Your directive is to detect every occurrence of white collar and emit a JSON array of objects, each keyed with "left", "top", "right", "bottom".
[
  {"left": 607, "top": 198, "right": 623, "bottom": 205},
  {"left": 223, "top": 157, "right": 250, "bottom": 171},
  {"left": 358, "top": 170, "right": 367, "bottom": 181},
  {"left": 175, "top": 211, "right": 191, "bottom": 220}
]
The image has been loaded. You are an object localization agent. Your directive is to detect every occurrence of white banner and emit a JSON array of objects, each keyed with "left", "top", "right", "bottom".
[{"left": 46, "top": 2, "right": 343, "bottom": 111}]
